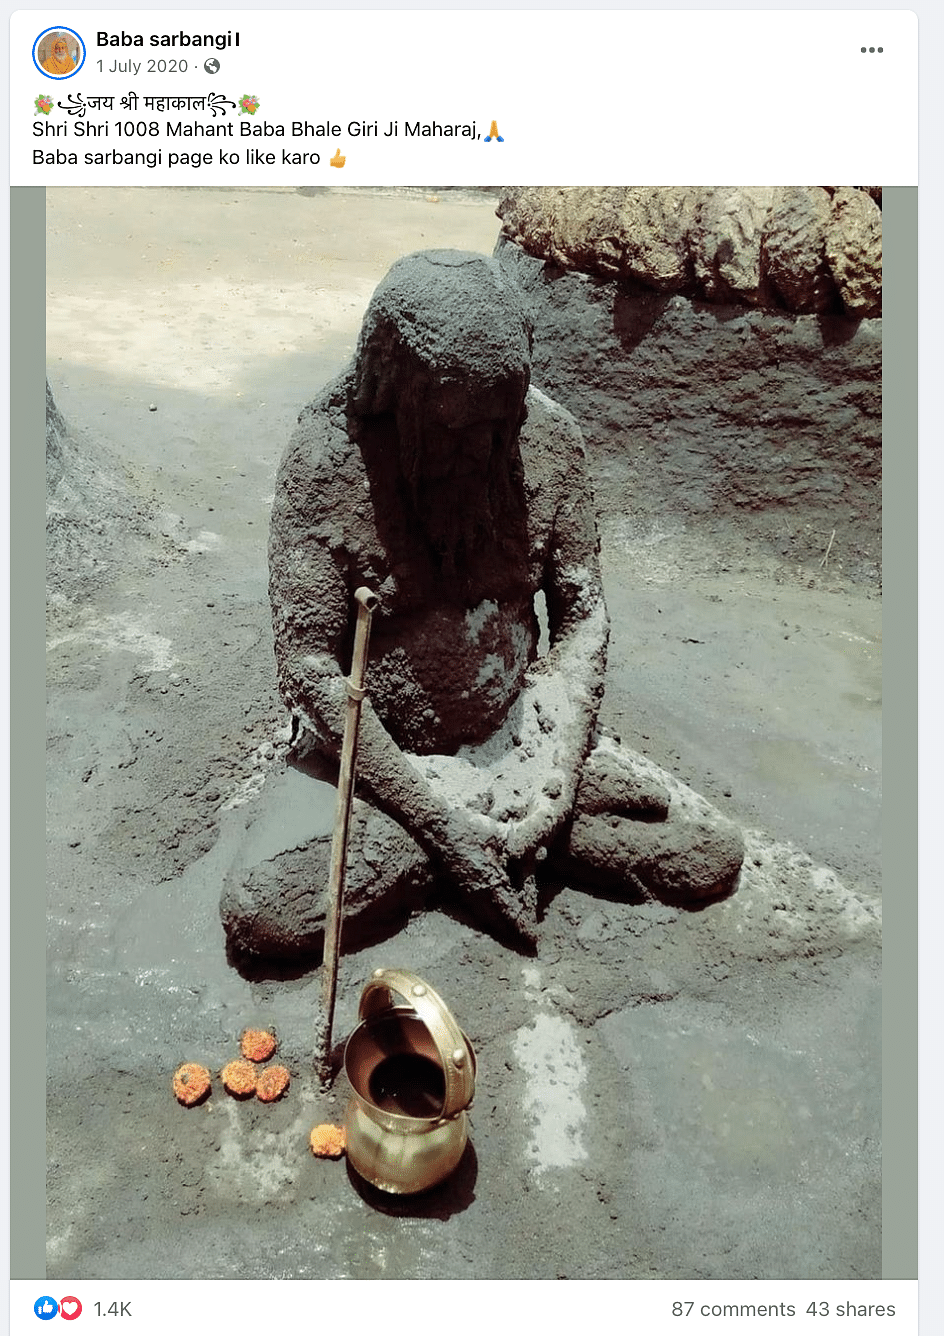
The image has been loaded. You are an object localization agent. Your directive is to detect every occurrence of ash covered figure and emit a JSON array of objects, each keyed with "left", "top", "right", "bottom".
[{"left": 223, "top": 251, "right": 742, "bottom": 958}]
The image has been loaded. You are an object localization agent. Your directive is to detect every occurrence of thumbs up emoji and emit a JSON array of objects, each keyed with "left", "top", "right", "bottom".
[{"left": 330, "top": 149, "right": 346, "bottom": 168}]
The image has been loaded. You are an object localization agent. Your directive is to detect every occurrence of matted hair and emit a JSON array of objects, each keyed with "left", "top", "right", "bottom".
[{"left": 348, "top": 250, "right": 533, "bottom": 586}]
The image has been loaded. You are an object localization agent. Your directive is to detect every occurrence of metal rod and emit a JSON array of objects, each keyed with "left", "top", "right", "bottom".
[{"left": 316, "top": 586, "right": 379, "bottom": 1086}]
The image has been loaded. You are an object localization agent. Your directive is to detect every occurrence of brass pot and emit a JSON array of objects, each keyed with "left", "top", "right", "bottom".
[{"left": 343, "top": 968, "right": 476, "bottom": 1194}]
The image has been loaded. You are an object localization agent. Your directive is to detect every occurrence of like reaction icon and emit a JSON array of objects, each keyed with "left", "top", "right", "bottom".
[
  {"left": 34, "top": 1297, "right": 58, "bottom": 1320},
  {"left": 60, "top": 1297, "right": 83, "bottom": 1320}
]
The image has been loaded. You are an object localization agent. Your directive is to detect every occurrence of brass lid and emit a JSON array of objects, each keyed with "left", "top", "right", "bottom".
[{"left": 359, "top": 968, "right": 475, "bottom": 1119}]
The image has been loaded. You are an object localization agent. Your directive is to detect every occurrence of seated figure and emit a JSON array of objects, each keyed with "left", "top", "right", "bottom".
[{"left": 221, "top": 250, "right": 743, "bottom": 958}]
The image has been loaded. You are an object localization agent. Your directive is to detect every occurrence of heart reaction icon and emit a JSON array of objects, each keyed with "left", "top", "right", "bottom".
[{"left": 60, "top": 1297, "right": 82, "bottom": 1320}]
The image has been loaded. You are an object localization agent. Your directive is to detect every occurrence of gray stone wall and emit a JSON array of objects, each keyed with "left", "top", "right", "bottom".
[{"left": 494, "top": 189, "right": 881, "bottom": 581}]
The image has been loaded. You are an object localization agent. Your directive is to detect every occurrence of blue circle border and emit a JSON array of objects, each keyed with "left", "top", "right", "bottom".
[{"left": 33, "top": 27, "right": 86, "bottom": 80}]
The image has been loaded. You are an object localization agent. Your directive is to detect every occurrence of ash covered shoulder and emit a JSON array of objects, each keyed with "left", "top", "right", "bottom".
[
  {"left": 520, "top": 383, "right": 590, "bottom": 472},
  {"left": 268, "top": 368, "right": 375, "bottom": 637},
  {"left": 519, "top": 383, "right": 597, "bottom": 528},
  {"left": 519, "top": 383, "right": 605, "bottom": 640},
  {"left": 274, "top": 371, "right": 364, "bottom": 511}
]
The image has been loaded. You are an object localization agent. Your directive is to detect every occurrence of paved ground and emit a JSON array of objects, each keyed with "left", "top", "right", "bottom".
[{"left": 45, "top": 187, "right": 881, "bottom": 1281}]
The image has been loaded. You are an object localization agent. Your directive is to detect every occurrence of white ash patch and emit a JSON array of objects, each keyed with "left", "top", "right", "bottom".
[
  {"left": 183, "top": 530, "right": 223, "bottom": 554},
  {"left": 159, "top": 512, "right": 224, "bottom": 555},
  {"left": 513, "top": 1013, "right": 589, "bottom": 1176},
  {"left": 562, "top": 562, "right": 596, "bottom": 602},
  {"left": 474, "top": 620, "right": 531, "bottom": 696},
  {"left": 220, "top": 774, "right": 267, "bottom": 812},
  {"left": 220, "top": 737, "right": 283, "bottom": 811},
  {"left": 47, "top": 610, "right": 176, "bottom": 673},
  {"left": 410, "top": 694, "right": 575, "bottom": 830},
  {"left": 589, "top": 739, "right": 880, "bottom": 953},
  {"left": 465, "top": 598, "right": 498, "bottom": 640},
  {"left": 476, "top": 652, "right": 509, "bottom": 692},
  {"left": 709, "top": 831, "right": 881, "bottom": 956},
  {"left": 158, "top": 510, "right": 185, "bottom": 537},
  {"left": 528, "top": 384, "right": 560, "bottom": 413},
  {"left": 206, "top": 1100, "right": 305, "bottom": 1205},
  {"left": 521, "top": 963, "right": 574, "bottom": 1009}
]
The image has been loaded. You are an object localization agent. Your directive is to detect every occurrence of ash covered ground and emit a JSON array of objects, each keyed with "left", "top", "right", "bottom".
[{"left": 46, "top": 188, "right": 881, "bottom": 1281}]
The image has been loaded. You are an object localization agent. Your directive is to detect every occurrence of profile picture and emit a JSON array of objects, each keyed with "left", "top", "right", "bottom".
[{"left": 34, "top": 27, "right": 85, "bottom": 79}]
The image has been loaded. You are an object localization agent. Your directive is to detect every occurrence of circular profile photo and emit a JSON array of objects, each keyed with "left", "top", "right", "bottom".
[{"left": 34, "top": 28, "right": 85, "bottom": 79}]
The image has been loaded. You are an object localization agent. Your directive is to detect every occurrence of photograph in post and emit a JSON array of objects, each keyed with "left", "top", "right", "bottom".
[{"left": 43, "top": 184, "right": 882, "bottom": 1281}]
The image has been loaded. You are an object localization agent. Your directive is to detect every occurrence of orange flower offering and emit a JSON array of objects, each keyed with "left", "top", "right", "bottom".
[
  {"left": 173, "top": 1063, "right": 211, "bottom": 1106},
  {"left": 256, "top": 1064, "right": 291, "bottom": 1103},
  {"left": 221, "top": 1059, "right": 258, "bottom": 1097},
  {"left": 240, "top": 1028, "right": 277, "bottom": 1063},
  {"left": 309, "top": 1124, "right": 347, "bottom": 1159}
]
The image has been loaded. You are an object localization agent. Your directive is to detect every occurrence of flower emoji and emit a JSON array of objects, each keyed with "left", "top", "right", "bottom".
[
  {"left": 239, "top": 95, "right": 260, "bottom": 116},
  {"left": 35, "top": 95, "right": 54, "bottom": 116}
]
